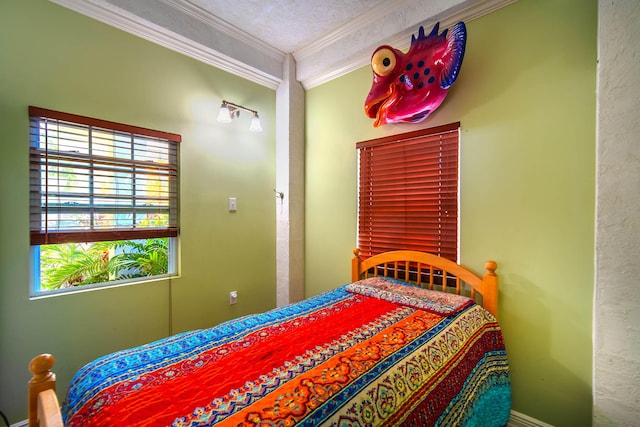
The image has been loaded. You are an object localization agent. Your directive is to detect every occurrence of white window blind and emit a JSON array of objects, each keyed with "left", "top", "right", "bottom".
[{"left": 29, "top": 106, "right": 180, "bottom": 245}]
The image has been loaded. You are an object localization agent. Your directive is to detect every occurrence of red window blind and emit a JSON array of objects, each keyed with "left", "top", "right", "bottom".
[
  {"left": 29, "top": 106, "right": 181, "bottom": 245},
  {"left": 357, "top": 122, "right": 459, "bottom": 260}
]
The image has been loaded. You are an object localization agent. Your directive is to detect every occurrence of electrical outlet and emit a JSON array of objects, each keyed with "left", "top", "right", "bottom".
[{"left": 229, "top": 291, "right": 238, "bottom": 305}]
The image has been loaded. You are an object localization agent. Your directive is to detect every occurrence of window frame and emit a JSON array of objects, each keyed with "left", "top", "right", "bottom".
[
  {"left": 28, "top": 106, "right": 181, "bottom": 296},
  {"left": 356, "top": 122, "right": 460, "bottom": 261}
]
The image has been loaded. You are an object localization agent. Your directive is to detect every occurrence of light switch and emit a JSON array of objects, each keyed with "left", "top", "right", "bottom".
[{"left": 228, "top": 197, "right": 237, "bottom": 211}]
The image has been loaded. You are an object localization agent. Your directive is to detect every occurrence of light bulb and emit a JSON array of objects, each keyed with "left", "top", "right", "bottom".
[
  {"left": 249, "top": 113, "right": 262, "bottom": 132},
  {"left": 217, "top": 103, "right": 232, "bottom": 123}
]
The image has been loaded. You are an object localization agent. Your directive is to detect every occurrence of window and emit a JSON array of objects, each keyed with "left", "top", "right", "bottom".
[
  {"left": 29, "top": 106, "right": 180, "bottom": 295},
  {"left": 357, "top": 122, "right": 459, "bottom": 261}
]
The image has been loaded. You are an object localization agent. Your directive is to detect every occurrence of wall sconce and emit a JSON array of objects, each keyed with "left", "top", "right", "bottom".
[{"left": 217, "top": 100, "right": 262, "bottom": 132}]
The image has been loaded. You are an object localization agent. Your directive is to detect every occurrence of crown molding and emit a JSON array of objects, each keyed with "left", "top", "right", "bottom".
[
  {"left": 298, "top": 0, "right": 518, "bottom": 89},
  {"left": 297, "top": 0, "right": 517, "bottom": 62},
  {"left": 49, "top": 0, "right": 282, "bottom": 89},
  {"left": 161, "top": 0, "right": 286, "bottom": 63}
]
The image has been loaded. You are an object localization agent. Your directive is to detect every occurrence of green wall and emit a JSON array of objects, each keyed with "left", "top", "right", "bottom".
[
  {"left": 0, "top": 0, "right": 597, "bottom": 425},
  {"left": 0, "top": 0, "right": 276, "bottom": 422},
  {"left": 305, "top": 0, "right": 596, "bottom": 425}
]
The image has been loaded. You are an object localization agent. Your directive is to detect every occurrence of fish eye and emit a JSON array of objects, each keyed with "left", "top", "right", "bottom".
[{"left": 371, "top": 48, "right": 396, "bottom": 76}]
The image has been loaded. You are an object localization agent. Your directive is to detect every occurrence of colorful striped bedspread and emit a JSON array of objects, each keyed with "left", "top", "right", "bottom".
[{"left": 62, "top": 280, "right": 511, "bottom": 426}]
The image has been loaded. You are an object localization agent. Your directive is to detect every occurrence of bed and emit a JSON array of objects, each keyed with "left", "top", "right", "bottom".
[{"left": 28, "top": 249, "right": 510, "bottom": 426}]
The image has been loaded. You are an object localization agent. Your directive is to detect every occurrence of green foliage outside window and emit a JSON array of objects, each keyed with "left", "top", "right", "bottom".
[{"left": 39, "top": 238, "right": 169, "bottom": 290}]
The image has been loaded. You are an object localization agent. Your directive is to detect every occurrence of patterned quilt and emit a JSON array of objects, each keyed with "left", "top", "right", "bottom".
[{"left": 62, "top": 280, "right": 511, "bottom": 426}]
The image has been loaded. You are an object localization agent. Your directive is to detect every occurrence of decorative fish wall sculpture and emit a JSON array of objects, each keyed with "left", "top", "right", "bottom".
[{"left": 364, "top": 22, "right": 466, "bottom": 127}]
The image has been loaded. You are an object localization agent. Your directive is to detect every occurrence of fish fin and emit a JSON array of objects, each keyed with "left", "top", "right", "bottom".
[
  {"left": 411, "top": 23, "right": 444, "bottom": 46},
  {"left": 411, "top": 26, "right": 425, "bottom": 46},
  {"left": 410, "top": 110, "right": 431, "bottom": 123},
  {"left": 440, "top": 21, "right": 467, "bottom": 89},
  {"left": 428, "top": 22, "right": 440, "bottom": 38}
]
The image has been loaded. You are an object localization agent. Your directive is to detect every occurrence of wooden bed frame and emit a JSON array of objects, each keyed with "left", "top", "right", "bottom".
[
  {"left": 27, "top": 249, "right": 498, "bottom": 427},
  {"left": 351, "top": 249, "right": 499, "bottom": 318}
]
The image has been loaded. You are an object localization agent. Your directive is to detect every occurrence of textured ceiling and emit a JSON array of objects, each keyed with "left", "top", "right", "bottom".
[{"left": 185, "top": 0, "right": 388, "bottom": 53}]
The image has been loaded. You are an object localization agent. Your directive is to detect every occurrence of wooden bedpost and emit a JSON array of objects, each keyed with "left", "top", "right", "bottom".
[
  {"left": 351, "top": 248, "right": 361, "bottom": 282},
  {"left": 482, "top": 261, "right": 499, "bottom": 320},
  {"left": 28, "top": 354, "right": 62, "bottom": 427}
]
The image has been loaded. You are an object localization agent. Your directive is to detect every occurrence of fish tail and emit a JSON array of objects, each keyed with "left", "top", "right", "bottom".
[{"left": 440, "top": 21, "right": 466, "bottom": 89}]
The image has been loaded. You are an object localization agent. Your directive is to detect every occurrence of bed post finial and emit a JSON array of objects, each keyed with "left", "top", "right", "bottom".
[
  {"left": 29, "top": 354, "right": 58, "bottom": 427},
  {"left": 483, "top": 260, "right": 499, "bottom": 319},
  {"left": 485, "top": 260, "right": 497, "bottom": 275},
  {"left": 352, "top": 248, "right": 362, "bottom": 282},
  {"left": 29, "top": 354, "right": 55, "bottom": 380}
]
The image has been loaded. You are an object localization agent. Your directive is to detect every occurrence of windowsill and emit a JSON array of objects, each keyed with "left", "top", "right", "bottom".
[{"left": 29, "top": 273, "right": 180, "bottom": 300}]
